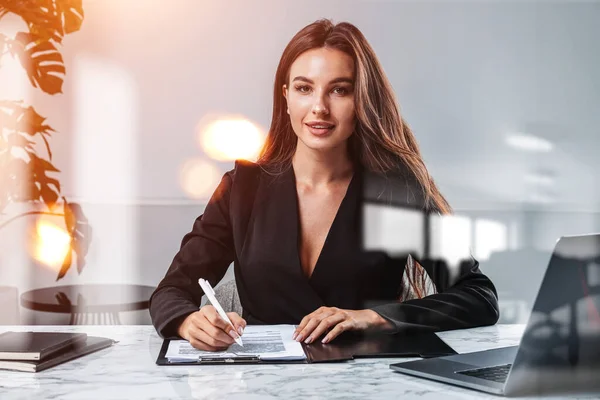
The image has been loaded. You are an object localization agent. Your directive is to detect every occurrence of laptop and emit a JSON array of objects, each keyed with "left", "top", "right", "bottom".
[{"left": 390, "top": 233, "right": 600, "bottom": 396}]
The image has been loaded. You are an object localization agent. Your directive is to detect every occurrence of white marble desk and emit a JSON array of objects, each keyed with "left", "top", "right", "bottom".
[{"left": 0, "top": 324, "right": 595, "bottom": 400}]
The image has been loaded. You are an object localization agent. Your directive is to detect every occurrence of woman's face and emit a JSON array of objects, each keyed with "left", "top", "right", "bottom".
[{"left": 283, "top": 47, "right": 356, "bottom": 154}]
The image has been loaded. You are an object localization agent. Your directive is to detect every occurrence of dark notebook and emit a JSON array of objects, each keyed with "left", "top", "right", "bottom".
[
  {"left": 0, "top": 336, "right": 116, "bottom": 372},
  {"left": 0, "top": 332, "right": 88, "bottom": 361},
  {"left": 156, "top": 330, "right": 456, "bottom": 365},
  {"left": 303, "top": 330, "right": 457, "bottom": 363}
]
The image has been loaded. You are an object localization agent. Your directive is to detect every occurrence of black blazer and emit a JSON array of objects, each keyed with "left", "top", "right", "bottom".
[{"left": 149, "top": 160, "right": 499, "bottom": 338}]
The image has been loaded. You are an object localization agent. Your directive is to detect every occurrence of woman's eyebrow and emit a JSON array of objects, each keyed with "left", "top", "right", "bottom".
[
  {"left": 328, "top": 77, "right": 354, "bottom": 85},
  {"left": 291, "top": 76, "right": 354, "bottom": 85}
]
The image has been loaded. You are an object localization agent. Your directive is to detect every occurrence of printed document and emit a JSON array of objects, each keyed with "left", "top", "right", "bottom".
[{"left": 165, "top": 324, "right": 306, "bottom": 362}]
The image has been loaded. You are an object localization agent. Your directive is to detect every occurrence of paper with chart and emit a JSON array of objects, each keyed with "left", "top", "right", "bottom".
[{"left": 166, "top": 324, "right": 306, "bottom": 361}]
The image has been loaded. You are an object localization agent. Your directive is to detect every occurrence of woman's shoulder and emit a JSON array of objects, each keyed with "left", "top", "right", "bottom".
[
  {"left": 233, "top": 159, "right": 260, "bottom": 170},
  {"left": 222, "top": 159, "right": 261, "bottom": 181},
  {"left": 228, "top": 159, "right": 290, "bottom": 182},
  {"left": 223, "top": 159, "right": 264, "bottom": 197},
  {"left": 225, "top": 160, "right": 293, "bottom": 207}
]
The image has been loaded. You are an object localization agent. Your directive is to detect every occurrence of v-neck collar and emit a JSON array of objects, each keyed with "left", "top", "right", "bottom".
[{"left": 289, "top": 165, "right": 359, "bottom": 283}]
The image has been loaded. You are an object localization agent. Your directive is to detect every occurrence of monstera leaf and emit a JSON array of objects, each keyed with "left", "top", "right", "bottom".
[
  {"left": 0, "top": 0, "right": 84, "bottom": 44},
  {"left": 56, "top": 198, "right": 92, "bottom": 280},
  {"left": 1, "top": 151, "right": 60, "bottom": 207},
  {"left": 5, "top": 32, "right": 65, "bottom": 94},
  {"left": 0, "top": 101, "right": 55, "bottom": 159},
  {"left": 0, "top": 0, "right": 84, "bottom": 95}
]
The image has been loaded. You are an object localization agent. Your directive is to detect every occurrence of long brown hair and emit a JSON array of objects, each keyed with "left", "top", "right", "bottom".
[{"left": 257, "top": 19, "right": 452, "bottom": 214}]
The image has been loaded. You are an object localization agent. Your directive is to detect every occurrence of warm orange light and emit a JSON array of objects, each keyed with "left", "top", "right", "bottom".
[
  {"left": 198, "top": 117, "right": 265, "bottom": 161},
  {"left": 179, "top": 159, "right": 222, "bottom": 199},
  {"left": 32, "top": 220, "right": 71, "bottom": 268}
]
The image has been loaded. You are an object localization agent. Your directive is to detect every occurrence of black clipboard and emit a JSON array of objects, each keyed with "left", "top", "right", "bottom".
[{"left": 155, "top": 331, "right": 456, "bottom": 365}]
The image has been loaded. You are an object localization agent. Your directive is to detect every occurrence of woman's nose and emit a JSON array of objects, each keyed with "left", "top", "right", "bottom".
[{"left": 311, "top": 93, "right": 329, "bottom": 115}]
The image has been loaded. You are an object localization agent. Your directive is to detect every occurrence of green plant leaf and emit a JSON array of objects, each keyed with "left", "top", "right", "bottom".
[{"left": 7, "top": 32, "right": 65, "bottom": 95}]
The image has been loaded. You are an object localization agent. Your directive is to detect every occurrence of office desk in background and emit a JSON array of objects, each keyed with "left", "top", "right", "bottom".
[{"left": 0, "top": 324, "right": 569, "bottom": 400}]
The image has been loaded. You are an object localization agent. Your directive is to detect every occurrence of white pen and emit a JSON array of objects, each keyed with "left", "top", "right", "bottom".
[{"left": 198, "top": 278, "right": 244, "bottom": 346}]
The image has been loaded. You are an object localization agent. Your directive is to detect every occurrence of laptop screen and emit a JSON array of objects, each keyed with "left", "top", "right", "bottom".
[{"left": 506, "top": 234, "right": 600, "bottom": 395}]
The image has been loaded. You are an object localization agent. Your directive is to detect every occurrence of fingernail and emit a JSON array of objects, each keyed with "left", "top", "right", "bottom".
[
  {"left": 322, "top": 337, "right": 329, "bottom": 344},
  {"left": 296, "top": 335, "right": 303, "bottom": 342},
  {"left": 304, "top": 336, "right": 312, "bottom": 344},
  {"left": 292, "top": 332, "right": 297, "bottom": 340},
  {"left": 229, "top": 330, "right": 239, "bottom": 339},
  {"left": 238, "top": 326, "right": 244, "bottom": 336}
]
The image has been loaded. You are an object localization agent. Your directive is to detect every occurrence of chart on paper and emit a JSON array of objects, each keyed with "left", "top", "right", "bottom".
[{"left": 165, "top": 324, "right": 306, "bottom": 361}]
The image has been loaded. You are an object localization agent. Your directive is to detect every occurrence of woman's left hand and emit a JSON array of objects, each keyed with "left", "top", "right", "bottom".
[{"left": 293, "top": 306, "right": 393, "bottom": 344}]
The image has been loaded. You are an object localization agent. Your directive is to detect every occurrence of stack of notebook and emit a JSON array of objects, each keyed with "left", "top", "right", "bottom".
[{"left": 0, "top": 331, "right": 115, "bottom": 372}]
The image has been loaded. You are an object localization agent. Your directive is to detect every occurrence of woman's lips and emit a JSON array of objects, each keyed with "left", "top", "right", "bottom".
[{"left": 305, "top": 124, "right": 335, "bottom": 136}]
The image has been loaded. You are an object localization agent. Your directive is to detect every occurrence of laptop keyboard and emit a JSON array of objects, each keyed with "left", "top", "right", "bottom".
[{"left": 457, "top": 364, "right": 512, "bottom": 383}]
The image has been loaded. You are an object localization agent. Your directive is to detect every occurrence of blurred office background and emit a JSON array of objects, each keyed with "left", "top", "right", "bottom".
[{"left": 0, "top": 0, "right": 598, "bottom": 326}]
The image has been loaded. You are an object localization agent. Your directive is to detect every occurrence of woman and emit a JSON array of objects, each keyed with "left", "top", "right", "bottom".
[{"left": 150, "top": 19, "right": 499, "bottom": 351}]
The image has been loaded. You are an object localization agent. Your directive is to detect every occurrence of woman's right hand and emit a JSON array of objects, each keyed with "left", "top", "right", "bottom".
[{"left": 177, "top": 305, "right": 246, "bottom": 351}]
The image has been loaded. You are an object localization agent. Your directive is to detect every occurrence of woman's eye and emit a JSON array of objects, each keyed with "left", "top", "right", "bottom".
[
  {"left": 295, "top": 85, "right": 311, "bottom": 93},
  {"left": 333, "top": 87, "right": 348, "bottom": 95}
]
